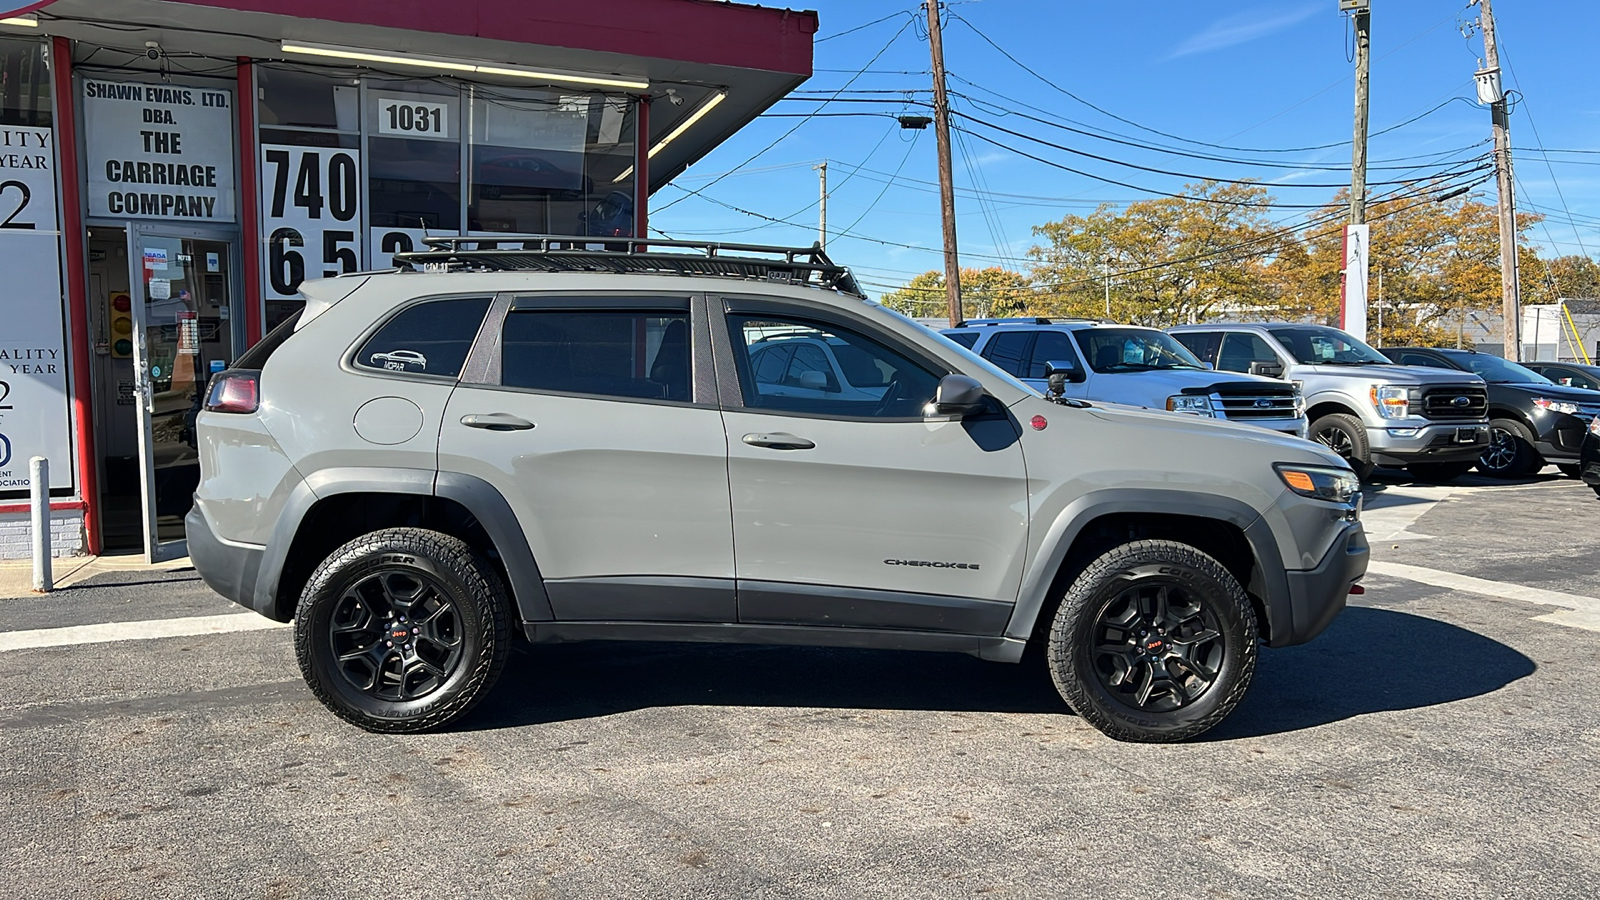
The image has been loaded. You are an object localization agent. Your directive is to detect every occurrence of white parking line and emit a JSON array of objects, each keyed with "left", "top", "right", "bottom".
[
  {"left": 1369, "top": 561, "right": 1600, "bottom": 633},
  {"left": 0, "top": 613, "right": 289, "bottom": 653}
]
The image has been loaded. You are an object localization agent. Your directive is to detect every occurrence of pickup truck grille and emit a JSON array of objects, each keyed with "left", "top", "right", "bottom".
[
  {"left": 1209, "top": 386, "right": 1301, "bottom": 421},
  {"left": 1418, "top": 385, "right": 1488, "bottom": 420}
]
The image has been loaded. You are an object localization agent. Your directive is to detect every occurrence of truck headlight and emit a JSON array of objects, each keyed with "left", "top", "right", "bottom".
[
  {"left": 1166, "top": 394, "right": 1215, "bottom": 417},
  {"left": 1590, "top": 416, "right": 1600, "bottom": 436},
  {"left": 1533, "top": 398, "right": 1580, "bottom": 415},
  {"left": 1369, "top": 384, "right": 1409, "bottom": 419},
  {"left": 1275, "top": 463, "right": 1361, "bottom": 503}
]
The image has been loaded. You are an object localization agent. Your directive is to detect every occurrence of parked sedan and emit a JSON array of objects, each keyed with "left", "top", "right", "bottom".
[
  {"left": 1523, "top": 360, "right": 1600, "bottom": 391},
  {"left": 1380, "top": 346, "right": 1600, "bottom": 477}
]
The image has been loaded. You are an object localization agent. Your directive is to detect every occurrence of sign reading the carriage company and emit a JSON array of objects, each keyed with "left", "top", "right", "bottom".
[{"left": 83, "top": 79, "right": 236, "bottom": 222}]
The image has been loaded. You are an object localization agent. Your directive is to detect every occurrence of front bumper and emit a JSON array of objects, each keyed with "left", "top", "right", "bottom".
[
  {"left": 1277, "top": 521, "right": 1368, "bottom": 646},
  {"left": 1369, "top": 421, "right": 1489, "bottom": 466},
  {"left": 185, "top": 501, "right": 268, "bottom": 617},
  {"left": 1532, "top": 412, "right": 1588, "bottom": 464}
]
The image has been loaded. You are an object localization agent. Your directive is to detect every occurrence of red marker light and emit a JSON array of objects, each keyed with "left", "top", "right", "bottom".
[{"left": 1030, "top": 415, "right": 1048, "bottom": 431}]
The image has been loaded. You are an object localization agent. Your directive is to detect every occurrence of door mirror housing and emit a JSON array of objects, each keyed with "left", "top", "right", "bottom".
[
  {"left": 931, "top": 374, "right": 987, "bottom": 417},
  {"left": 1199, "top": 361, "right": 1215, "bottom": 371},
  {"left": 1044, "top": 360, "right": 1085, "bottom": 384},
  {"left": 798, "top": 370, "right": 829, "bottom": 391},
  {"left": 1249, "top": 361, "right": 1285, "bottom": 378}
]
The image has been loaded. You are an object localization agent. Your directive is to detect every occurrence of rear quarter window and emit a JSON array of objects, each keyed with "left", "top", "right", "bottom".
[{"left": 355, "top": 296, "right": 492, "bottom": 378}]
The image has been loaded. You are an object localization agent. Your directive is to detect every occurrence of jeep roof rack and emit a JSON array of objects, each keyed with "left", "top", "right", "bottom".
[{"left": 391, "top": 235, "right": 863, "bottom": 297}]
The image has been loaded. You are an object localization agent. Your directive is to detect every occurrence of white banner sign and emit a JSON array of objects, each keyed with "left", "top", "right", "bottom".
[
  {"left": 261, "top": 145, "right": 363, "bottom": 299},
  {"left": 0, "top": 125, "right": 73, "bottom": 494},
  {"left": 375, "top": 97, "right": 451, "bottom": 139},
  {"left": 83, "top": 80, "right": 236, "bottom": 222},
  {"left": 1342, "top": 224, "right": 1370, "bottom": 343}
]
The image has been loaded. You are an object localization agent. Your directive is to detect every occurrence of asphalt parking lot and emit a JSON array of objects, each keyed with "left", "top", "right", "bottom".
[{"left": 2, "top": 468, "right": 1598, "bottom": 900}]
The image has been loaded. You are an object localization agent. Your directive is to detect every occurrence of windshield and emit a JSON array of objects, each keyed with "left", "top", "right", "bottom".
[
  {"left": 1267, "top": 325, "right": 1392, "bottom": 366},
  {"left": 1440, "top": 350, "right": 1552, "bottom": 384},
  {"left": 1073, "top": 328, "right": 1205, "bottom": 373}
]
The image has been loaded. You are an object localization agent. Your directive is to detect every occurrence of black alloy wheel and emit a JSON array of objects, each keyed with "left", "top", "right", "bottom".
[
  {"left": 1309, "top": 413, "right": 1374, "bottom": 480},
  {"left": 328, "top": 569, "right": 464, "bottom": 702},
  {"left": 295, "top": 528, "right": 510, "bottom": 733},
  {"left": 1478, "top": 418, "right": 1538, "bottom": 478},
  {"left": 1088, "top": 581, "right": 1224, "bottom": 712},
  {"left": 1046, "top": 539, "right": 1258, "bottom": 743}
]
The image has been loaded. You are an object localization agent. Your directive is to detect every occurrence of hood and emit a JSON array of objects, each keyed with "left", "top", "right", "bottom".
[
  {"left": 1493, "top": 381, "right": 1600, "bottom": 402},
  {"left": 1082, "top": 369, "right": 1293, "bottom": 410},
  {"left": 1020, "top": 395, "right": 1342, "bottom": 465},
  {"left": 1296, "top": 363, "right": 1484, "bottom": 387}
]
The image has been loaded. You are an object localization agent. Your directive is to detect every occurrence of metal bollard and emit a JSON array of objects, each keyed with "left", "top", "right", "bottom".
[{"left": 31, "top": 457, "right": 51, "bottom": 593}]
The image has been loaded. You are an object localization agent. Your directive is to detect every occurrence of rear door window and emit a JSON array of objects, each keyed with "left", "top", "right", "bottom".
[
  {"left": 355, "top": 296, "right": 491, "bottom": 378},
  {"left": 500, "top": 309, "right": 691, "bottom": 402},
  {"left": 1216, "top": 333, "right": 1279, "bottom": 373},
  {"left": 980, "top": 331, "right": 1032, "bottom": 377}
]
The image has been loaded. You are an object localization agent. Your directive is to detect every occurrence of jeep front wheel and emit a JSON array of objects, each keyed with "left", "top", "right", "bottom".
[
  {"left": 294, "top": 528, "right": 510, "bottom": 733},
  {"left": 1046, "top": 540, "right": 1258, "bottom": 743}
]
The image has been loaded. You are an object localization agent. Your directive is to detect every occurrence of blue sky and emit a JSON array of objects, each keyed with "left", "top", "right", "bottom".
[{"left": 651, "top": 1, "right": 1598, "bottom": 300}]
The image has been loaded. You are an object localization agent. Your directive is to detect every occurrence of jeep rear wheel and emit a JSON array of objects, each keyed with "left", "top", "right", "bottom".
[
  {"left": 1046, "top": 540, "right": 1258, "bottom": 743},
  {"left": 294, "top": 528, "right": 510, "bottom": 733}
]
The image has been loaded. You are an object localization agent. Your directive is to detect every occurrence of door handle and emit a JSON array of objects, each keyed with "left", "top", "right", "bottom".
[
  {"left": 460, "top": 413, "right": 536, "bottom": 431},
  {"left": 742, "top": 432, "right": 815, "bottom": 451}
]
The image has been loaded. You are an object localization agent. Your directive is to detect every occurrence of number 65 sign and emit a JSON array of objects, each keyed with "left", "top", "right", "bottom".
[{"left": 260, "top": 144, "right": 364, "bottom": 300}]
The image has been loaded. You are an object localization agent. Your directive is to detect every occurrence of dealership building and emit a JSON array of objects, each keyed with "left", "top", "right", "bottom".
[{"left": 0, "top": 0, "right": 815, "bottom": 559}]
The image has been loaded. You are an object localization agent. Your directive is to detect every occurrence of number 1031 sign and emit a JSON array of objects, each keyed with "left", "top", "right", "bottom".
[{"left": 260, "top": 144, "right": 363, "bottom": 300}]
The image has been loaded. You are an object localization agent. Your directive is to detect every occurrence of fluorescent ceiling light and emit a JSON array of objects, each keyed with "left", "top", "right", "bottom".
[
  {"left": 613, "top": 90, "right": 728, "bottom": 183},
  {"left": 0, "top": 15, "right": 39, "bottom": 27},
  {"left": 280, "top": 41, "right": 648, "bottom": 91}
]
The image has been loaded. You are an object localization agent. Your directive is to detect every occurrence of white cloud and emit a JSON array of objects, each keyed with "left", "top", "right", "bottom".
[{"left": 1170, "top": 5, "right": 1321, "bottom": 59}]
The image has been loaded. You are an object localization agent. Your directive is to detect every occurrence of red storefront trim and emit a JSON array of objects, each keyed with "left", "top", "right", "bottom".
[
  {"left": 237, "top": 58, "right": 263, "bottom": 346},
  {"left": 158, "top": 0, "right": 816, "bottom": 76},
  {"left": 51, "top": 35, "right": 101, "bottom": 555},
  {"left": 0, "top": 500, "right": 88, "bottom": 515}
]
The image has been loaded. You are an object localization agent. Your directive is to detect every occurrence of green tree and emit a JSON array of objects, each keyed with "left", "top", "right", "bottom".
[
  {"left": 877, "top": 267, "right": 1034, "bottom": 319},
  {"left": 1027, "top": 181, "right": 1293, "bottom": 326}
]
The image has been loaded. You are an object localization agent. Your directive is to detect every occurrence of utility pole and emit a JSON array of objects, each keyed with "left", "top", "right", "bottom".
[
  {"left": 1475, "top": 0, "right": 1521, "bottom": 360},
  {"left": 1341, "top": 0, "right": 1372, "bottom": 342},
  {"left": 1102, "top": 256, "right": 1112, "bottom": 318},
  {"left": 814, "top": 160, "right": 828, "bottom": 250},
  {"left": 1348, "top": 0, "right": 1370, "bottom": 226},
  {"left": 926, "top": 0, "right": 962, "bottom": 326}
]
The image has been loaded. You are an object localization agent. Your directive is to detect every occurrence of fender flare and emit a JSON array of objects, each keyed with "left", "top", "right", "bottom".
[
  {"left": 1003, "top": 488, "right": 1288, "bottom": 644},
  {"left": 253, "top": 467, "right": 552, "bottom": 623}
]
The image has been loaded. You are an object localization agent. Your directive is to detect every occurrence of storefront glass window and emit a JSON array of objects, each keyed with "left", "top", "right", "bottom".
[
  {"left": 0, "top": 35, "right": 52, "bottom": 128},
  {"left": 365, "top": 79, "right": 461, "bottom": 234},
  {"left": 257, "top": 66, "right": 359, "bottom": 150}
]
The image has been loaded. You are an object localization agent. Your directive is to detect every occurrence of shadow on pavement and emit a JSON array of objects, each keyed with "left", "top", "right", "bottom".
[
  {"left": 1207, "top": 606, "right": 1535, "bottom": 740},
  {"left": 460, "top": 606, "right": 1534, "bottom": 738}
]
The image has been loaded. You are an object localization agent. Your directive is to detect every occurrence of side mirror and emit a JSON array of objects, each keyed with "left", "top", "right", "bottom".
[
  {"left": 1044, "top": 360, "right": 1085, "bottom": 384},
  {"left": 798, "top": 371, "right": 829, "bottom": 391},
  {"left": 1249, "top": 361, "right": 1285, "bottom": 378},
  {"left": 1200, "top": 361, "right": 1215, "bottom": 371},
  {"left": 931, "top": 374, "right": 987, "bottom": 417}
]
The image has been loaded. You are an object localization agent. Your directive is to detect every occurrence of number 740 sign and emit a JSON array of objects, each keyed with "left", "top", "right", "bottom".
[{"left": 260, "top": 144, "right": 363, "bottom": 300}]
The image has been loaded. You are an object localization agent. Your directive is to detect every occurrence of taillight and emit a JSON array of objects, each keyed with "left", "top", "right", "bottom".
[{"left": 205, "top": 370, "right": 259, "bottom": 413}]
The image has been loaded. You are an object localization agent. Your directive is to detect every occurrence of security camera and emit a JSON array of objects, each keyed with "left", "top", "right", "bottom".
[
  {"left": 666, "top": 88, "right": 684, "bottom": 107},
  {"left": 145, "top": 41, "right": 163, "bottom": 60}
]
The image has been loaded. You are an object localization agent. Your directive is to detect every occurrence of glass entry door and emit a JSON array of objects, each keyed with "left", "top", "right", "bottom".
[{"left": 127, "top": 225, "right": 238, "bottom": 562}]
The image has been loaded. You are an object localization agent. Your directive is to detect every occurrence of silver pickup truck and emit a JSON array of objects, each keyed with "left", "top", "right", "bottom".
[{"left": 1170, "top": 323, "right": 1490, "bottom": 482}]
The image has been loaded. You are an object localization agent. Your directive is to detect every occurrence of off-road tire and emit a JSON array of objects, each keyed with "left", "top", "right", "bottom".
[
  {"left": 294, "top": 528, "right": 511, "bottom": 733},
  {"left": 1557, "top": 463, "right": 1581, "bottom": 478},
  {"left": 1407, "top": 461, "right": 1474, "bottom": 484},
  {"left": 1478, "top": 418, "right": 1539, "bottom": 478},
  {"left": 1310, "top": 413, "right": 1375, "bottom": 480},
  {"left": 1046, "top": 540, "right": 1258, "bottom": 743}
]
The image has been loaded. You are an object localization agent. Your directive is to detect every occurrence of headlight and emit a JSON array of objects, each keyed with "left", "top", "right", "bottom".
[
  {"left": 1166, "top": 394, "right": 1215, "bottom": 417},
  {"left": 1533, "top": 398, "right": 1581, "bottom": 415},
  {"left": 1369, "top": 384, "right": 1409, "bottom": 419},
  {"left": 1275, "top": 463, "right": 1361, "bottom": 503},
  {"left": 1590, "top": 416, "right": 1600, "bottom": 436}
]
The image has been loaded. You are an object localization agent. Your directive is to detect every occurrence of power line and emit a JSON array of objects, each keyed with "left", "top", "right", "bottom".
[
  {"left": 654, "top": 17, "right": 914, "bottom": 215},
  {"left": 1497, "top": 38, "right": 1590, "bottom": 262},
  {"left": 814, "top": 10, "right": 915, "bottom": 44}
]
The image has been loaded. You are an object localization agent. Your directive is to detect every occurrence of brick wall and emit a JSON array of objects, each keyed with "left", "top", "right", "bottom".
[{"left": 0, "top": 509, "right": 88, "bottom": 560}]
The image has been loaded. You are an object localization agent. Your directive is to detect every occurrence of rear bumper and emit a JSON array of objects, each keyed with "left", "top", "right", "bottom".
[
  {"left": 1273, "top": 522, "right": 1368, "bottom": 647},
  {"left": 185, "top": 501, "right": 271, "bottom": 618}
]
